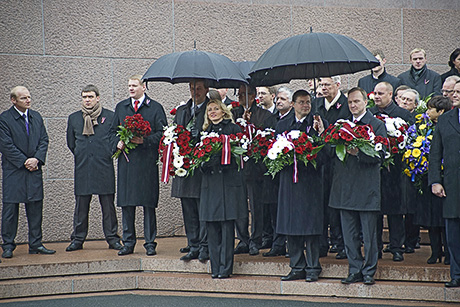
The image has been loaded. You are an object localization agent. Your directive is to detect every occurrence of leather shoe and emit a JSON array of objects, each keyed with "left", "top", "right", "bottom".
[
  {"left": 66, "top": 242, "right": 83, "bottom": 252},
  {"left": 263, "top": 248, "right": 286, "bottom": 257},
  {"left": 445, "top": 279, "right": 460, "bottom": 288},
  {"left": 329, "top": 244, "right": 339, "bottom": 253},
  {"left": 285, "top": 253, "right": 290, "bottom": 258},
  {"left": 180, "top": 245, "right": 190, "bottom": 253},
  {"left": 218, "top": 274, "right": 229, "bottom": 279},
  {"left": 109, "top": 242, "right": 123, "bottom": 250},
  {"left": 383, "top": 245, "right": 391, "bottom": 253},
  {"left": 234, "top": 242, "right": 249, "bottom": 254},
  {"left": 305, "top": 275, "right": 319, "bottom": 282},
  {"left": 118, "top": 246, "right": 134, "bottom": 256},
  {"left": 281, "top": 270, "right": 306, "bottom": 281},
  {"left": 146, "top": 246, "right": 157, "bottom": 256},
  {"left": 336, "top": 250, "right": 347, "bottom": 259},
  {"left": 404, "top": 246, "right": 415, "bottom": 254},
  {"left": 29, "top": 246, "right": 56, "bottom": 255},
  {"left": 198, "top": 251, "right": 209, "bottom": 262},
  {"left": 211, "top": 274, "right": 218, "bottom": 279},
  {"left": 363, "top": 275, "right": 375, "bottom": 285},
  {"left": 2, "top": 249, "right": 13, "bottom": 258},
  {"left": 341, "top": 272, "right": 363, "bottom": 284},
  {"left": 249, "top": 246, "right": 259, "bottom": 256},
  {"left": 180, "top": 251, "right": 199, "bottom": 261},
  {"left": 260, "top": 240, "right": 272, "bottom": 249},
  {"left": 392, "top": 251, "right": 404, "bottom": 262}
]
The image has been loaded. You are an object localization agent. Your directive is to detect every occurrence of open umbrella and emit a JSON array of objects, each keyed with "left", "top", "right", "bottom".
[
  {"left": 233, "top": 60, "right": 256, "bottom": 81},
  {"left": 248, "top": 32, "right": 379, "bottom": 86},
  {"left": 142, "top": 49, "right": 248, "bottom": 88}
]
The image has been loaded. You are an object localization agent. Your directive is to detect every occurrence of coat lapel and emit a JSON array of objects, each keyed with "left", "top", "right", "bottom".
[{"left": 447, "top": 108, "right": 460, "bottom": 134}]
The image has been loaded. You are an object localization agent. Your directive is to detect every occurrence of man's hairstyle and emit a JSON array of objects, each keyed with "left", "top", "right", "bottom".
[
  {"left": 395, "top": 85, "right": 411, "bottom": 94},
  {"left": 403, "top": 89, "right": 420, "bottom": 106},
  {"left": 372, "top": 49, "right": 385, "bottom": 60},
  {"left": 427, "top": 95, "right": 452, "bottom": 112},
  {"left": 445, "top": 75, "right": 460, "bottom": 83},
  {"left": 207, "top": 89, "right": 222, "bottom": 101},
  {"left": 202, "top": 99, "right": 234, "bottom": 131},
  {"left": 377, "top": 81, "right": 394, "bottom": 93},
  {"left": 448, "top": 48, "right": 460, "bottom": 69},
  {"left": 189, "top": 79, "right": 209, "bottom": 89},
  {"left": 10, "top": 86, "right": 27, "bottom": 100},
  {"left": 292, "top": 90, "right": 311, "bottom": 103},
  {"left": 81, "top": 84, "right": 100, "bottom": 96},
  {"left": 240, "top": 85, "right": 256, "bottom": 95},
  {"left": 129, "top": 74, "right": 144, "bottom": 85},
  {"left": 276, "top": 86, "right": 293, "bottom": 101},
  {"left": 347, "top": 87, "right": 367, "bottom": 101},
  {"left": 410, "top": 48, "right": 426, "bottom": 59},
  {"left": 331, "top": 76, "right": 341, "bottom": 84}
]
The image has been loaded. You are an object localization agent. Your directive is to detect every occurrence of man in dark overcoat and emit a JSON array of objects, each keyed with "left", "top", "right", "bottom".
[
  {"left": 109, "top": 75, "right": 167, "bottom": 256},
  {"left": 171, "top": 79, "right": 209, "bottom": 261},
  {"left": 329, "top": 87, "right": 387, "bottom": 285},
  {"left": 429, "top": 80, "right": 460, "bottom": 288},
  {"left": 276, "top": 90, "right": 327, "bottom": 282},
  {"left": 65, "top": 85, "right": 121, "bottom": 252},
  {"left": 369, "top": 81, "right": 414, "bottom": 261},
  {"left": 0, "top": 86, "right": 55, "bottom": 258},
  {"left": 312, "top": 76, "right": 351, "bottom": 259},
  {"left": 231, "top": 85, "right": 276, "bottom": 256}
]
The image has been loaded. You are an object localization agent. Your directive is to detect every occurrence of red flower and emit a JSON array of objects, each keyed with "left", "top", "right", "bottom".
[
  {"left": 205, "top": 145, "right": 212, "bottom": 153},
  {"left": 260, "top": 148, "right": 267, "bottom": 156},
  {"left": 391, "top": 147, "right": 399, "bottom": 154},
  {"left": 332, "top": 133, "right": 339, "bottom": 140},
  {"left": 282, "top": 147, "right": 290, "bottom": 154},
  {"left": 203, "top": 138, "right": 211, "bottom": 145},
  {"left": 325, "top": 135, "right": 332, "bottom": 143},
  {"left": 170, "top": 108, "right": 177, "bottom": 115},
  {"left": 231, "top": 101, "right": 240, "bottom": 108}
]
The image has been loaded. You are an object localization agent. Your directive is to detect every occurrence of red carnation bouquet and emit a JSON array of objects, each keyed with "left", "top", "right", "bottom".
[
  {"left": 158, "top": 124, "right": 194, "bottom": 183},
  {"left": 112, "top": 114, "right": 151, "bottom": 160},
  {"left": 247, "top": 128, "right": 276, "bottom": 163},
  {"left": 374, "top": 115, "right": 409, "bottom": 167},
  {"left": 322, "top": 119, "right": 384, "bottom": 162}
]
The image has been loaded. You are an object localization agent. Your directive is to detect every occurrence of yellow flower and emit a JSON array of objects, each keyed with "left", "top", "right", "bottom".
[
  {"left": 413, "top": 141, "right": 422, "bottom": 148},
  {"left": 421, "top": 156, "right": 427, "bottom": 163},
  {"left": 404, "top": 150, "right": 412, "bottom": 158},
  {"left": 415, "top": 114, "right": 422, "bottom": 120},
  {"left": 416, "top": 136, "right": 425, "bottom": 142},
  {"left": 412, "top": 148, "right": 421, "bottom": 158},
  {"left": 409, "top": 162, "right": 415, "bottom": 170},
  {"left": 419, "top": 124, "right": 427, "bottom": 130},
  {"left": 427, "top": 135, "right": 433, "bottom": 140},
  {"left": 404, "top": 169, "right": 411, "bottom": 176}
]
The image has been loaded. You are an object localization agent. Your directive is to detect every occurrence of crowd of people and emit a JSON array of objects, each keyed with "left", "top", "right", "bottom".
[{"left": 1, "top": 47, "right": 459, "bottom": 288}]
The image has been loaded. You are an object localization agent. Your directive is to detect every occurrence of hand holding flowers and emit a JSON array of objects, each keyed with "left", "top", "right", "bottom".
[{"left": 113, "top": 114, "right": 151, "bottom": 160}]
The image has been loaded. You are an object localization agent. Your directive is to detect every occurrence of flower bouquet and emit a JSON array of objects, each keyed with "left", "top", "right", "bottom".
[
  {"left": 322, "top": 119, "right": 383, "bottom": 162},
  {"left": 226, "top": 100, "right": 240, "bottom": 111},
  {"left": 188, "top": 131, "right": 250, "bottom": 176},
  {"left": 374, "top": 115, "right": 409, "bottom": 167},
  {"left": 112, "top": 113, "right": 151, "bottom": 160},
  {"left": 247, "top": 128, "right": 276, "bottom": 163},
  {"left": 264, "top": 130, "right": 323, "bottom": 181},
  {"left": 158, "top": 124, "right": 194, "bottom": 182},
  {"left": 366, "top": 91, "right": 375, "bottom": 108},
  {"left": 402, "top": 113, "right": 434, "bottom": 193}
]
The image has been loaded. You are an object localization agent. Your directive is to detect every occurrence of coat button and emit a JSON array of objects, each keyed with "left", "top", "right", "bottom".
[
  {"left": 218, "top": 170, "right": 222, "bottom": 174},
  {"left": 210, "top": 171, "right": 214, "bottom": 175}
]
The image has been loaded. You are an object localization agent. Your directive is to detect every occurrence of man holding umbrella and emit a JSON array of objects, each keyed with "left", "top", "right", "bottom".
[{"left": 171, "top": 79, "right": 209, "bottom": 261}]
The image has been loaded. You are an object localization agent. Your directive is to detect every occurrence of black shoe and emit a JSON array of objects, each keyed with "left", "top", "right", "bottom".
[
  {"left": 305, "top": 275, "right": 319, "bottom": 282},
  {"left": 415, "top": 241, "right": 421, "bottom": 249},
  {"left": 66, "top": 242, "right": 83, "bottom": 252},
  {"left": 180, "top": 245, "right": 190, "bottom": 253},
  {"left": 378, "top": 251, "right": 382, "bottom": 259},
  {"left": 29, "top": 246, "right": 56, "bottom": 255},
  {"left": 263, "top": 248, "right": 286, "bottom": 257},
  {"left": 2, "top": 249, "right": 13, "bottom": 258},
  {"left": 363, "top": 275, "right": 375, "bottom": 285},
  {"left": 392, "top": 251, "right": 404, "bottom": 261},
  {"left": 218, "top": 274, "right": 230, "bottom": 279},
  {"left": 427, "top": 254, "right": 442, "bottom": 264},
  {"left": 249, "top": 246, "right": 259, "bottom": 256},
  {"left": 445, "top": 279, "right": 460, "bottom": 288},
  {"left": 335, "top": 250, "right": 347, "bottom": 259},
  {"left": 444, "top": 255, "right": 450, "bottom": 265},
  {"left": 319, "top": 250, "right": 328, "bottom": 258},
  {"left": 180, "top": 251, "right": 199, "bottom": 261},
  {"left": 285, "top": 253, "right": 290, "bottom": 258},
  {"left": 329, "top": 244, "right": 338, "bottom": 253},
  {"left": 341, "top": 272, "right": 363, "bottom": 284},
  {"left": 234, "top": 242, "right": 249, "bottom": 254},
  {"left": 211, "top": 274, "right": 218, "bottom": 279},
  {"left": 118, "top": 246, "right": 134, "bottom": 256},
  {"left": 281, "top": 270, "right": 306, "bottom": 281},
  {"left": 198, "top": 251, "right": 209, "bottom": 262},
  {"left": 146, "top": 246, "right": 157, "bottom": 256},
  {"left": 383, "top": 245, "right": 391, "bottom": 253},
  {"left": 260, "top": 240, "right": 272, "bottom": 249},
  {"left": 109, "top": 242, "right": 123, "bottom": 250},
  {"left": 404, "top": 246, "right": 415, "bottom": 254}
]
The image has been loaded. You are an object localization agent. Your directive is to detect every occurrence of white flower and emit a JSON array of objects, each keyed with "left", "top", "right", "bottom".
[
  {"left": 243, "top": 156, "right": 249, "bottom": 162},
  {"left": 394, "top": 130, "right": 402, "bottom": 138},
  {"left": 267, "top": 149, "right": 278, "bottom": 160},
  {"left": 164, "top": 126, "right": 176, "bottom": 137},
  {"left": 375, "top": 143, "right": 383, "bottom": 151},
  {"left": 287, "top": 130, "right": 301, "bottom": 139},
  {"left": 385, "top": 151, "right": 391, "bottom": 159},
  {"left": 173, "top": 156, "right": 184, "bottom": 168},
  {"left": 175, "top": 168, "right": 187, "bottom": 177},
  {"left": 398, "top": 140, "right": 406, "bottom": 150},
  {"left": 368, "top": 93, "right": 375, "bottom": 100},
  {"left": 163, "top": 136, "right": 174, "bottom": 145}
]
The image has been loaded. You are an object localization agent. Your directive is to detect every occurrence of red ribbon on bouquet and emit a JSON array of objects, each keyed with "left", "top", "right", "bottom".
[
  {"left": 220, "top": 135, "right": 231, "bottom": 165},
  {"left": 161, "top": 143, "right": 174, "bottom": 183},
  {"left": 281, "top": 131, "right": 298, "bottom": 183}
]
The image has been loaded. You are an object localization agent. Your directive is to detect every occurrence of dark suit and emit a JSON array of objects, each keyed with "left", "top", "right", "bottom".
[
  {"left": 429, "top": 108, "right": 460, "bottom": 280},
  {"left": 66, "top": 108, "right": 120, "bottom": 246},
  {"left": 0, "top": 107, "right": 48, "bottom": 250},
  {"left": 171, "top": 98, "right": 208, "bottom": 254},
  {"left": 329, "top": 111, "right": 386, "bottom": 277},
  {"left": 109, "top": 95, "right": 167, "bottom": 249},
  {"left": 398, "top": 65, "right": 442, "bottom": 98},
  {"left": 358, "top": 69, "right": 402, "bottom": 95}
]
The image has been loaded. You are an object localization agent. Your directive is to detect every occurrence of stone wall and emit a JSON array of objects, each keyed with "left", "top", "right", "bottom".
[{"left": 0, "top": 0, "right": 458, "bottom": 244}]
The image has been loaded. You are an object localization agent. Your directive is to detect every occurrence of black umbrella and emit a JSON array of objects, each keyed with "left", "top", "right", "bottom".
[
  {"left": 249, "top": 32, "right": 379, "bottom": 86},
  {"left": 142, "top": 49, "right": 248, "bottom": 88},
  {"left": 233, "top": 61, "right": 256, "bottom": 81}
]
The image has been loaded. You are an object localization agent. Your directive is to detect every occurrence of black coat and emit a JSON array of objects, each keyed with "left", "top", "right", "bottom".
[
  {"left": 441, "top": 67, "right": 460, "bottom": 84},
  {"left": 329, "top": 111, "right": 386, "bottom": 212},
  {"left": 312, "top": 92, "right": 351, "bottom": 126},
  {"left": 429, "top": 108, "right": 460, "bottom": 219},
  {"left": 275, "top": 111, "right": 326, "bottom": 235},
  {"left": 199, "top": 119, "right": 247, "bottom": 222},
  {"left": 109, "top": 95, "right": 167, "bottom": 207},
  {"left": 358, "top": 69, "right": 402, "bottom": 95},
  {"left": 170, "top": 98, "right": 208, "bottom": 199},
  {"left": 398, "top": 65, "right": 442, "bottom": 98},
  {"left": 67, "top": 108, "right": 115, "bottom": 195},
  {"left": 0, "top": 107, "right": 48, "bottom": 203},
  {"left": 370, "top": 102, "right": 414, "bottom": 214}
]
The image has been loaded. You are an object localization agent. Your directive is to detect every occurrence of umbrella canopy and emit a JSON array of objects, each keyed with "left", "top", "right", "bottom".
[
  {"left": 233, "top": 60, "right": 255, "bottom": 81},
  {"left": 142, "top": 49, "right": 248, "bottom": 88},
  {"left": 249, "top": 32, "right": 379, "bottom": 86}
]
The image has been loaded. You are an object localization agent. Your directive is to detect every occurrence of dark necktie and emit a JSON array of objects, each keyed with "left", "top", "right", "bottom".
[
  {"left": 295, "top": 121, "right": 302, "bottom": 129},
  {"left": 134, "top": 100, "right": 139, "bottom": 112},
  {"left": 23, "top": 114, "right": 29, "bottom": 135}
]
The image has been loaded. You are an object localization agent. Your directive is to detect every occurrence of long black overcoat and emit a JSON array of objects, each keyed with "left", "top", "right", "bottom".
[
  {"left": 328, "top": 111, "right": 386, "bottom": 212},
  {"left": 358, "top": 69, "right": 402, "bottom": 95},
  {"left": 199, "top": 119, "right": 248, "bottom": 222},
  {"left": 370, "top": 103, "right": 414, "bottom": 214},
  {"left": 67, "top": 108, "right": 115, "bottom": 195},
  {"left": 171, "top": 98, "right": 208, "bottom": 199},
  {"left": 275, "top": 111, "right": 327, "bottom": 235},
  {"left": 109, "top": 95, "right": 167, "bottom": 207},
  {"left": 0, "top": 107, "right": 48, "bottom": 203},
  {"left": 398, "top": 66, "right": 442, "bottom": 98},
  {"left": 428, "top": 108, "right": 460, "bottom": 219}
]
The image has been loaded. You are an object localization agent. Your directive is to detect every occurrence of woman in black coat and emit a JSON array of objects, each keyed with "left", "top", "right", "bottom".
[{"left": 199, "top": 99, "right": 247, "bottom": 279}]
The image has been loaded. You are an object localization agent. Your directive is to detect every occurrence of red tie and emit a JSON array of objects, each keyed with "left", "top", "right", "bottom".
[{"left": 134, "top": 100, "right": 139, "bottom": 112}]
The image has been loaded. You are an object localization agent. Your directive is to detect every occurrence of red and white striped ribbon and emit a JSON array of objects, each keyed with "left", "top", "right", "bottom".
[
  {"left": 220, "top": 135, "right": 231, "bottom": 165},
  {"left": 161, "top": 143, "right": 174, "bottom": 183}
]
